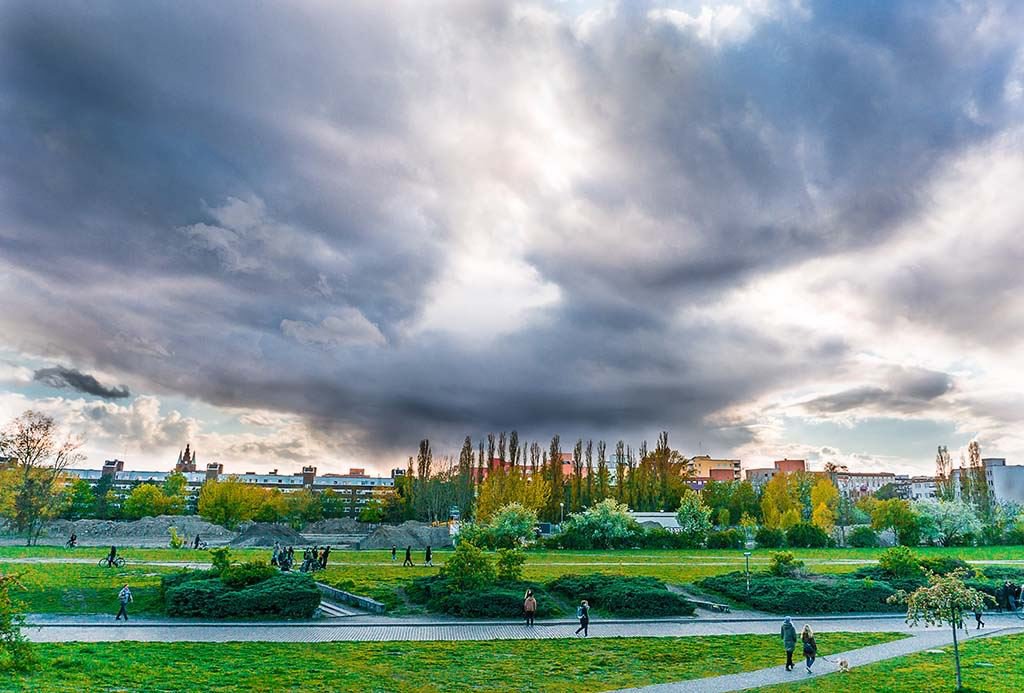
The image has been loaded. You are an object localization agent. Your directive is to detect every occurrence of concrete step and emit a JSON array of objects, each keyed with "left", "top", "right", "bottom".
[{"left": 317, "top": 599, "right": 362, "bottom": 618}]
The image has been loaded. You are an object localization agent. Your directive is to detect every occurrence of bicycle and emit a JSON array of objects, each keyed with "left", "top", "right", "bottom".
[
  {"left": 98, "top": 556, "right": 126, "bottom": 568},
  {"left": 64, "top": 538, "right": 78, "bottom": 549}
]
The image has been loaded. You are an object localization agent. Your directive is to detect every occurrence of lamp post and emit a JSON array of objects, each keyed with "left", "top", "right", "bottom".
[
  {"left": 744, "top": 551, "right": 752, "bottom": 593},
  {"left": 560, "top": 502, "right": 564, "bottom": 525}
]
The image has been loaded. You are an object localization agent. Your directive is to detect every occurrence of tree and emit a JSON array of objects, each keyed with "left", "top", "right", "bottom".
[
  {"left": 456, "top": 436, "right": 476, "bottom": 520},
  {"left": 282, "top": 489, "right": 322, "bottom": 529},
  {"left": 595, "top": 440, "right": 610, "bottom": 503},
  {"left": 161, "top": 472, "right": 187, "bottom": 514},
  {"left": 961, "top": 441, "right": 991, "bottom": 521},
  {"left": 761, "top": 473, "right": 801, "bottom": 530},
  {"left": 935, "top": 445, "right": 956, "bottom": 502},
  {"left": 63, "top": 478, "right": 96, "bottom": 520},
  {"left": 0, "top": 573, "right": 35, "bottom": 671},
  {"left": 358, "top": 499, "right": 384, "bottom": 523},
  {"left": 913, "top": 499, "right": 982, "bottom": 547},
  {"left": 888, "top": 569, "right": 994, "bottom": 691},
  {"left": 558, "top": 498, "right": 640, "bottom": 549},
  {"left": 871, "top": 498, "right": 920, "bottom": 546},
  {"left": 810, "top": 478, "right": 839, "bottom": 533},
  {"left": 197, "top": 478, "right": 262, "bottom": 529},
  {"left": 873, "top": 483, "right": 900, "bottom": 501},
  {"left": 122, "top": 483, "right": 171, "bottom": 520},
  {"left": 476, "top": 463, "right": 549, "bottom": 522},
  {"left": 675, "top": 488, "right": 712, "bottom": 547},
  {"left": 729, "top": 481, "right": 760, "bottom": 524},
  {"left": 92, "top": 474, "right": 116, "bottom": 519},
  {"left": 0, "top": 411, "right": 85, "bottom": 545},
  {"left": 488, "top": 503, "right": 538, "bottom": 548}
]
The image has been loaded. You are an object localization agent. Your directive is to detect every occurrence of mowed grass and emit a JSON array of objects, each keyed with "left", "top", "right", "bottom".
[
  {"left": 751, "top": 632, "right": 1024, "bottom": 693},
  {"left": 1, "top": 562, "right": 175, "bottom": 615},
  {"left": 1, "top": 633, "right": 905, "bottom": 693}
]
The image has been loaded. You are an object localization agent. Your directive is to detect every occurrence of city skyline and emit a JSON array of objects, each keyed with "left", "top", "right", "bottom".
[{"left": 3, "top": 1, "right": 1024, "bottom": 477}]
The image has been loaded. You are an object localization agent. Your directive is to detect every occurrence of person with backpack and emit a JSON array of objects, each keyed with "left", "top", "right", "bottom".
[
  {"left": 574, "top": 600, "right": 590, "bottom": 636},
  {"left": 780, "top": 616, "right": 797, "bottom": 671},
  {"left": 801, "top": 624, "right": 817, "bottom": 674},
  {"left": 115, "top": 583, "right": 133, "bottom": 621},
  {"left": 523, "top": 589, "right": 537, "bottom": 626}
]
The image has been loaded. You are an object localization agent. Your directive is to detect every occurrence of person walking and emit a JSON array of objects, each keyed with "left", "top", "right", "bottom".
[
  {"left": 425, "top": 545, "right": 433, "bottom": 567},
  {"left": 403, "top": 546, "right": 413, "bottom": 567},
  {"left": 106, "top": 545, "right": 118, "bottom": 567},
  {"left": 574, "top": 600, "right": 590, "bottom": 636},
  {"left": 116, "top": 583, "right": 133, "bottom": 621},
  {"left": 320, "top": 545, "right": 331, "bottom": 570},
  {"left": 193, "top": 534, "right": 201, "bottom": 550},
  {"left": 974, "top": 607, "right": 985, "bottom": 629},
  {"left": 801, "top": 624, "right": 817, "bottom": 674},
  {"left": 391, "top": 545, "right": 397, "bottom": 562},
  {"left": 271, "top": 541, "right": 281, "bottom": 566},
  {"left": 523, "top": 589, "right": 537, "bottom": 626},
  {"left": 780, "top": 616, "right": 797, "bottom": 671}
]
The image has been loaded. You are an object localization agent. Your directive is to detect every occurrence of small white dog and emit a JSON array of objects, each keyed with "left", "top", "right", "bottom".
[{"left": 837, "top": 658, "right": 851, "bottom": 673}]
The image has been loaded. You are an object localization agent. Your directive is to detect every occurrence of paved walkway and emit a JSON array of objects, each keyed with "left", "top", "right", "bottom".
[
  {"left": 23, "top": 612, "right": 1024, "bottom": 643},
  {"left": 613, "top": 625, "right": 1023, "bottom": 692}
]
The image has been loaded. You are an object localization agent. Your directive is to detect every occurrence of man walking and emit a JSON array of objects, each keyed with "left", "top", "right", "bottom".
[
  {"left": 391, "top": 545, "right": 397, "bottom": 562},
  {"left": 116, "top": 583, "right": 133, "bottom": 621},
  {"left": 320, "top": 545, "right": 331, "bottom": 570},
  {"left": 424, "top": 545, "right": 433, "bottom": 567},
  {"left": 781, "top": 616, "right": 797, "bottom": 671},
  {"left": 574, "top": 600, "right": 590, "bottom": 636},
  {"left": 403, "top": 546, "right": 413, "bottom": 567}
]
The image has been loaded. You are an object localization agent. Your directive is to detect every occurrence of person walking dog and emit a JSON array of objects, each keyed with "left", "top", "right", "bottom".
[
  {"left": 523, "top": 589, "right": 537, "bottom": 626},
  {"left": 781, "top": 616, "right": 797, "bottom": 671},
  {"left": 801, "top": 624, "right": 818, "bottom": 674},
  {"left": 574, "top": 600, "right": 590, "bottom": 636},
  {"left": 116, "top": 583, "right": 133, "bottom": 621}
]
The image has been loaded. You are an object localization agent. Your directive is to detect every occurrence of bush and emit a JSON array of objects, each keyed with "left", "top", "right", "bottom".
[
  {"left": 755, "top": 527, "right": 786, "bottom": 548},
  {"left": 636, "top": 526, "right": 690, "bottom": 549},
  {"left": 165, "top": 579, "right": 232, "bottom": 616},
  {"left": 459, "top": 504, "right": 538, "bottom": 549},
  {"left": 441, "top": 541, "right": 496, "bottom": 591},
  {"left": 160, "top": 569, "right": 219, "bottom": 599},
  {"left": 769, "top": 551, "right": 804, "bottom": 577},
  {"left": 706, "top": 529, "right": 745, "bottom": 549},
  {"left": 545, "top": 574, "right": 694, "bottom": 617},
  {"left": 878, "top": 546, "right": 921, "bottom": 579},
  {"left": 496, "top": 548, "right": 525, "bottom": 583},
  {"left": 554, "top": 499, "right": 642, "bottom": 549},
  {"left": 408, "top": 575, "right": 561, "bottom": 618},
  {"left": 786, "top": 522, "right": 829, "bottom": 548},
  {"left": 221, "top": 560, "right": 278, "bottom": 589},
  {"left": 697, "top": 572, "right": 900, "bottom": 614},
  {"left": 168, "top": 527, "right": 185, "bottom": 549},
  {"left": 209, "top": 547, "right": 232, "bottom": 575},
  {"left": 848, "top": 526, "right": 879, "bottom": 548},
  {"left": 165, "top": 573, "right": 320, "bottom": 618},
  {"left": 918, "top": 556, "right": 971, "bottom": 576}
]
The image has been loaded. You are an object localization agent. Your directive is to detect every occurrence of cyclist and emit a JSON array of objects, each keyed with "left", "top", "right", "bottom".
[
  {"left": 65, "top": 532, "right": 78, "bottom": 548},
  {"left": 106, "top": 545, "right": 118, "bottom": 567}
]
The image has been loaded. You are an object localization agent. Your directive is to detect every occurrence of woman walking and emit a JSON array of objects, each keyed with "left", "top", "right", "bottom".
[
  {"left": 801, "top": 624, "right": 817, "bottom": 674},
  {"left": 523, "top": 589, "right": 537, "bottom": 626},
  {"left": 574, "top": 599, "right": 590, "bottom": 637}
]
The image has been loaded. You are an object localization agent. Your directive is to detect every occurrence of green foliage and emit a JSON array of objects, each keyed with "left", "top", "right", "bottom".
[
  {"left": 357, "top": 499, "right": 384, "bottom": 523},
  {"left": 546, "top": 574, "right": 695, "bottom": 617},
  {"left": 871, "top": 498, "right": 921, "bottom": 546},
  {"left": 164, "top": 573, "right": 320, "bottom": 618},
  {"left": 221, "top": 561, "right": 278, "bottom": 589},
  {"left": 0, "top": 574, "right": 35, "bottom": 672},
  {"left": 440, "top": 541, "right": 495, "bottom": 591},
  {"left": 121, "top": 483, "right": 183, "bottom": 520},
  {"left": 554, "top": 499, "right": 641, "bottom": 549},
  {"left": 848, "top": 526, "right": 879, "bottom": 548},
  {"left": 459, "top": 503, "right": 538, "bottom": 549},
  {"left": 698, "top": 571, "right": 901, "bottom": 614},
  {"left": 755, "top": 526, "right": 786, "bottom": 548},
  {"left": 675, "top": 488, "right": 713, "bottom": 547},
  {"left": 407, "top": 576, "right": 561, "bottom": 618},
  {"left": 495, "top": 548, "right": 525, "bottom": 583},
  {"left": 198, "top": 478, "right": 264, "bottom": 530},
  {"left": 168, "top": 527, "right": 185, "bottom": 549},
  {"left": 768, "top": 551, "right": 804, "bottom": 577},
  {"left": 706, "top": 528, "right": 744, "bottom": 549},
  {"left": 785, "top": 522, "right": 829, "bottom": 548},
  {"left": 62, "top": 479, "right": 96, "bottom": 520},
  {"left": 209, "top": 547, "right": 233, "bottom": 575},
  {"left": 878, "top": 546, "right": 922, "bottom": 579}
]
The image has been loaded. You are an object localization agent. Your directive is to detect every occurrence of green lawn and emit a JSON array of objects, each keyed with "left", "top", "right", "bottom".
[
  {"left": 2, "top": 562, "right": 175, "bottom": 615},
  {"left": 1, "top": 633, "right": 905, "bottom": 692},
  {"left": 751, "top": 632, "right": 1024, "bottom": 693}
]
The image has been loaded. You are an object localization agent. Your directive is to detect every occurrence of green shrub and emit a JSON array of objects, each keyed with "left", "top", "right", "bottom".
[
  {"left": 755, "top": 527, "right": 785, "bottom": 548},
  {"left": 918, "top": 556, "right": 971, "bottom": 576},
  {"left": 209, "top": 547, "right": 232, "bottom": 575},
  {"left": 495, "top": 548, "right": 525, "bottom": 583},
  {"left": 768, "top": 551, "right": 804, "bottom": 577},
  {"left": 636, "top": 526, "right": 690, "bottom": 549},
  {"left": 407, "top": 575, "right": 561, "bottom": 618},
  {"left": 786, "top": 522, "right": 829, "bottom": 548},
  {"left": 221, "top": 560, "right": 278, "bottom": 589},
  {"left": 878, "top": 546, "right": 921, "bottom": 578},
  {"left": 441, "top": 541, "right": 495, "bottom": 591},
  {"left": 554, "top": 499, "right": 642, "bottom": 549},
  {"left": 165, "top": 579, "right": 231, "bottom": 617},
  {"left": 697, "top": 572, "right": 900, "bottom": 614},
  {"left": 165, "top": 573, "right": 320, "bottom": 618},
  {"left": 848, "top": 526, "right": 879, "bottom": 547},
  {"left": 160, "top": 569, "right": 219, "bottom": 599},
  {"left": 545, "top": 574, "right": 694, "bottom": 617},
  {"left": 706, "top": 528, "right": 745, "bottom": 549}
]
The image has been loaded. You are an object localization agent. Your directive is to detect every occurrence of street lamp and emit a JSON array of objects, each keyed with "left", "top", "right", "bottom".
[
  {"left": 744, "top": 551, "right": 752, "bottom": 593},
  {"left": 560, "top": 502, "right": 564, "bottom": 525}
]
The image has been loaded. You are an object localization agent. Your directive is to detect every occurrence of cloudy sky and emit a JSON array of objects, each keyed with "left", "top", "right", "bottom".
[{"left": 2, "top": 1, "right": 1023, "bottom": 477}]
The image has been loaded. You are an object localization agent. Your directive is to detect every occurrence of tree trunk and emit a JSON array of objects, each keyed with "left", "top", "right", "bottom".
[{"left": 951, "top": 608, "right": 962, "bottom": 691}]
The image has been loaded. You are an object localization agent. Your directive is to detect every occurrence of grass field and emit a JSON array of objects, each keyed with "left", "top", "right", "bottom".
[
  {"left": 3, "top": 544, "right": 1022, "bottom": 615},
  {"left": 751, "top": 632, "right": 1024, "bottom": 693},
  {"left": 0, "top": 633, "right": 904, "bottom": 692}
]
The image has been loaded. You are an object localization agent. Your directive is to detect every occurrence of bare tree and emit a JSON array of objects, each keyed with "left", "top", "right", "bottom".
[
  {"left": 0, "top": 411, "right": 85, "bottom": 545},
  {"left": 935, "top": 445, "right": 955, "bottom": 502}
]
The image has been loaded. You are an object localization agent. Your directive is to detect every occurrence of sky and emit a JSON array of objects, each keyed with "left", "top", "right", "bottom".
[{"left": 1, "top": 0, "right": 1023, "bottom": 478}]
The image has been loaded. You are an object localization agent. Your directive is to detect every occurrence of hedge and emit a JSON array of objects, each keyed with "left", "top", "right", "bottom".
[
  {"left": 755, "top": 527, "right": 785, "bottom": 548},
  {"left": 546, "top": 574, "right": 695, "bottom": 617},
  {"left": 706, "top": 529, "right": 744, "bottom": 549},
  {"left": 848, "top": 526, "right": 879, "bottom": 548},
  {"left": 407, "top": 575, "right": 561, "bottom": 618},
  {"left": 697, "top": 572, "right": 901, "bottom": 614},
  {"left": 164, "top": 572, "right": 321, "bottom": 618}
]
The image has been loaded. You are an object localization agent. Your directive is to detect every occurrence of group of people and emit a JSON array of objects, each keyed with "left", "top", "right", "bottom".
[
  {"left": 780, "top": 617, "right": 818, "bottom": 673},
  {"left": 391, "top": 545, "right": 432, "bottom": 567},
  {"left": 519, "top": 590, "right": 590, "bottom": 636},
  {"left": 271, "top": 541, "right": 331, "bottom": 572}
]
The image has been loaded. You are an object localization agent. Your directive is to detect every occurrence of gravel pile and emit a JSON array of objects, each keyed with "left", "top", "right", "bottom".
[
  {"left": 357, "top": 521, "right": 453, "bottom": 550},
  {"left": 302, "top": 518, "right": 366, "bottom": 534},
  {"left": 25, "top": 516, "right": 235, "bottom": 547},
  {"left": 230, "top": 522, "right": 308, "bottom": 547}
]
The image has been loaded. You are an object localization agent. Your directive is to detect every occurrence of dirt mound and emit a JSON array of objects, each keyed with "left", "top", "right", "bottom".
[
  {"left": 230, "top": 522, "right": 308, "bottom": 547},
  {"left": 35, "top": 516, "right": 234, "bottom": 546},
  {"left": 302, "top": 518, "right": 366, "bottom": 534},
  {"left": 357, "top": 521, "right": 453, "bottom": 550}
]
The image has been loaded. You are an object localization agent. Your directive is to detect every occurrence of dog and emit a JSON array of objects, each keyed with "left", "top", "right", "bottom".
[{"left": 836, "top": 658, "right": 851, "bottom": 673}]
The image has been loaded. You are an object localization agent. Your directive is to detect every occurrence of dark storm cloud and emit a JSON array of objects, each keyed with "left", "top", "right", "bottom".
[
  {"left": 801, "top": 367, "right": 954, "bottom": 415},
  {"left": 0, "top": 1, "right": 1021, "bottom": 462},
  {"left": 33, "top": 366, "right": 131, "bottom": 400}
]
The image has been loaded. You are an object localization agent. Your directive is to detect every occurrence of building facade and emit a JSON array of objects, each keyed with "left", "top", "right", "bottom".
[{"left": 951, "top": 457, "right": 1024, "bottom": 504}]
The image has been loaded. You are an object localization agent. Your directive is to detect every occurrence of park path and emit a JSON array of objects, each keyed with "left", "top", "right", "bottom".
[
  {"left": 22, "top": 612, "right": 1024, "bottom": 644},
  {"left": 613, "top": 624, "right": 1024, "bottom": 693}
]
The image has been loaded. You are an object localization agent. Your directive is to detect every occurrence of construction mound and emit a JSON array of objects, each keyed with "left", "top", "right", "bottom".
[
  {"left": 357, "top": 521, "right": 453, "bottom": 550},
  {"left": 230, "top": 522, "right": 308, "bottom": 547},
  {"left": 38, "top": 515, "right": 234, "bottom": 546},
  {"left": 302, "top": 518, "right": 367, "bottom": 534}
]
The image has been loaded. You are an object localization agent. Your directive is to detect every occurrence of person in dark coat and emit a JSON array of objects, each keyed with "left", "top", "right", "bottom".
[
  {"left": 424, "top": 545, "right": 433, "bottom": 567},
  {"left": 403, "top": 546, "right": 413, "bottom": 567},
  {"left": 574, "top": 600, "right": 590, "bottom": 636},
  {"left": 320, "top": 545, "right": 331, "bottom": 569},
  {"left": 780, "top": 616, "right": 797, "bottom": 671},
  {"left": 391, "top": 545, "right": 397, "bottom": 562},
  {"left": 801, "top": 624, "right": 817, "bottom": 674}
]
